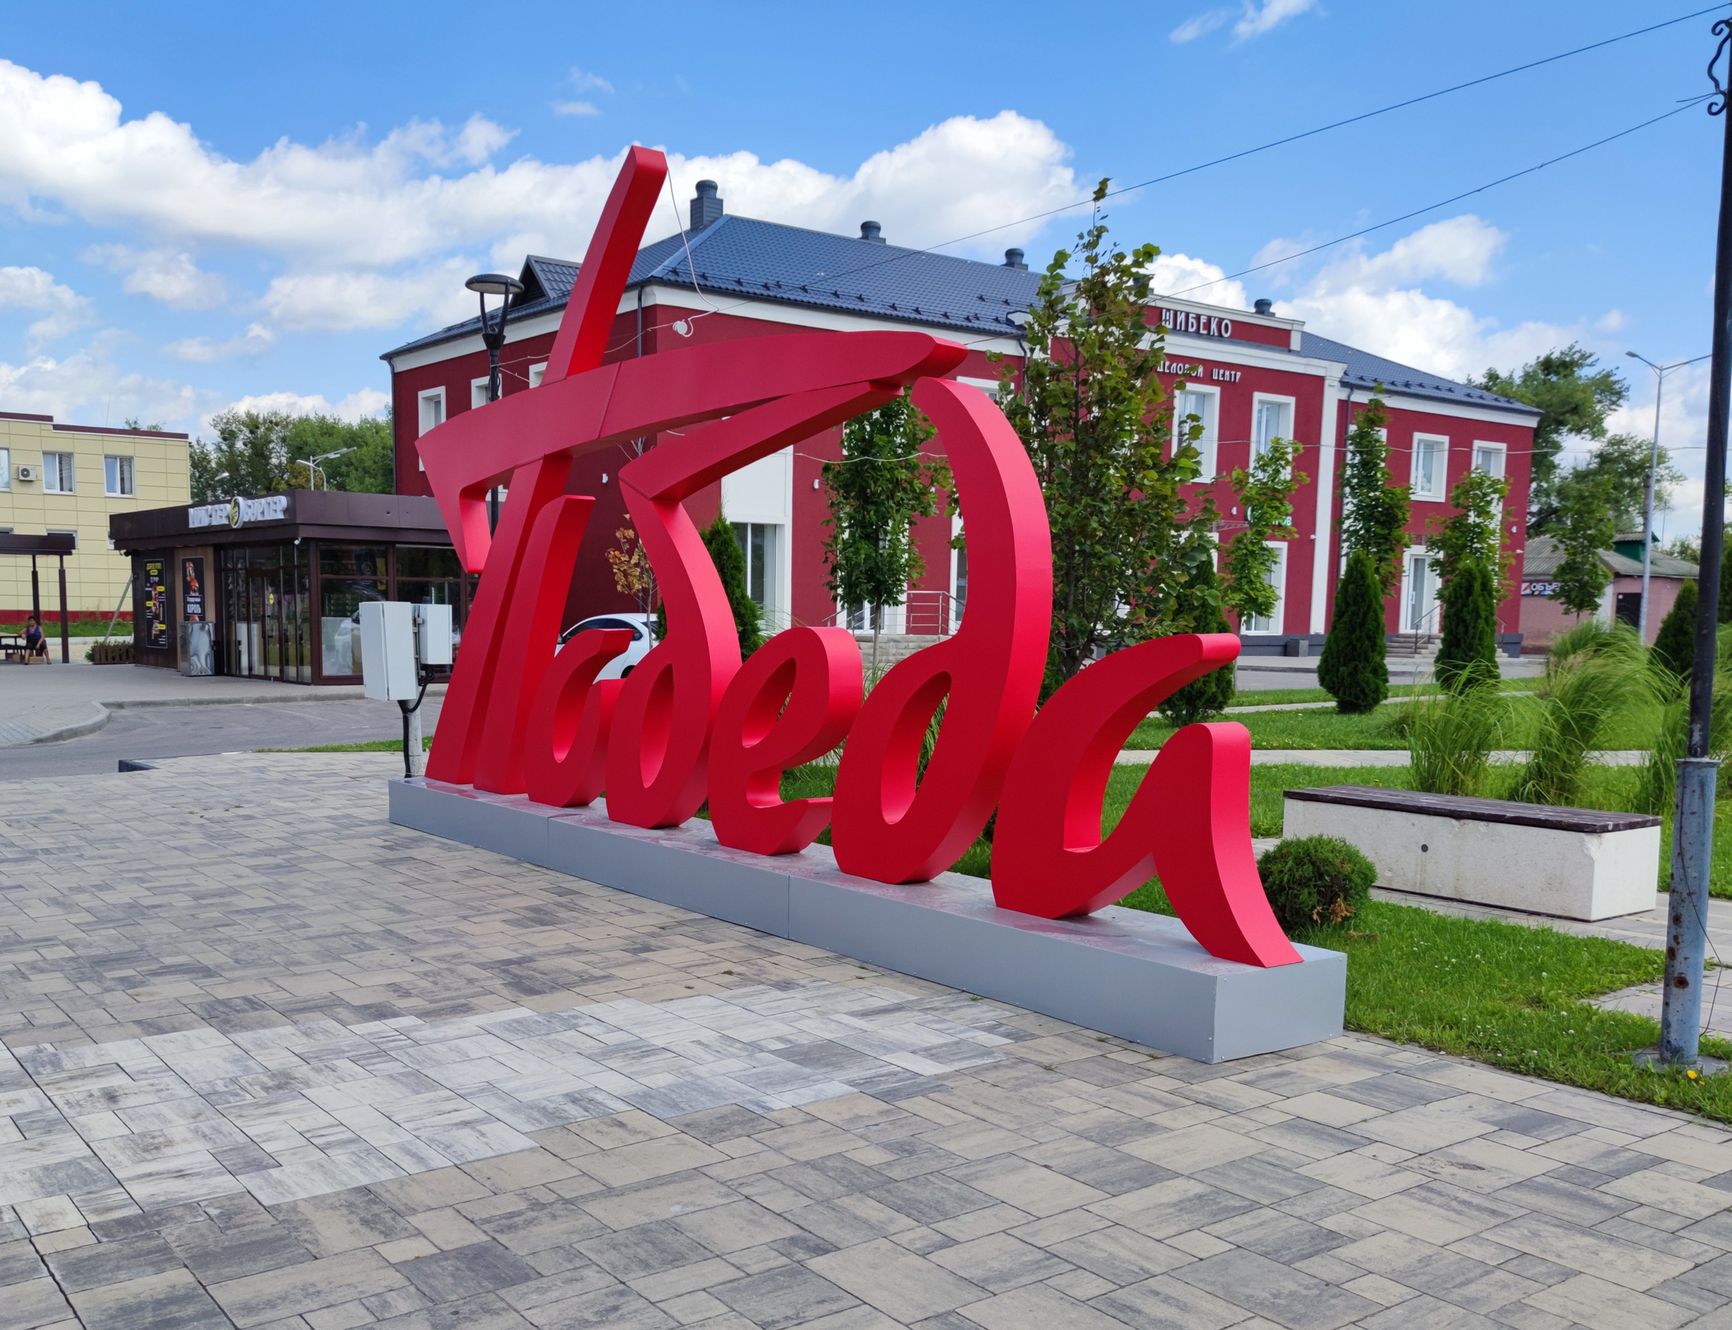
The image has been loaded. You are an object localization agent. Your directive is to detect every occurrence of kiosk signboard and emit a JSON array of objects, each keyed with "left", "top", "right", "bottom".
[{"left": 142, "top": 558, "right": 169, "bottom": 649}]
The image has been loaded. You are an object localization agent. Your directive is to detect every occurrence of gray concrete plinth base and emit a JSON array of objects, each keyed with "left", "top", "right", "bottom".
[{"left": 388, "top": 778, "right": 1346, "bottom": 1063}]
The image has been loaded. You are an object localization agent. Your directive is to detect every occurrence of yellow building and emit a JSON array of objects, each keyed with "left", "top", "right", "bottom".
[{"left": 0, "top": 411, "right": 191, "bottom": 621}]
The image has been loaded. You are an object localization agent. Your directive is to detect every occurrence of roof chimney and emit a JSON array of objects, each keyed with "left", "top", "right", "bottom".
[
  {"left": 690, "top": 180, "right": 723, "bottom": 231},
  {"left": 1253, "top": 297, "right": 1274, "bottom": 316},
  {"left": 1003, "top": 248, "right": 1026, "bottom": 269},
  {"left": 859, "top": 220, "right": 884, "bottom": 244}
]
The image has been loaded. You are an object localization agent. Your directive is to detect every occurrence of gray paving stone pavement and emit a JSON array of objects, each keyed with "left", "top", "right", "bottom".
[{"left": 1, "top": 751, "right": 1729, "bottom": 1328}]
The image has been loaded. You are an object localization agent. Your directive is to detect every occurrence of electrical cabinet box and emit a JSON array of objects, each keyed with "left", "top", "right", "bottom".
[
  {"left": 413, "top": 603, "right": 454, "bottom": 667},
  {"left": 360, "top": 601, "right": 418, "bottom": 701}
]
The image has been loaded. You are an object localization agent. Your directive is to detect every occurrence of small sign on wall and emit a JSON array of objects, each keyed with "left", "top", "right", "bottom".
[
  {"left": 142, "top": 559, "right": 169, "bottom": 649},
  {"left": 182, "top": 556, "right": 205, "bottom": 623}
]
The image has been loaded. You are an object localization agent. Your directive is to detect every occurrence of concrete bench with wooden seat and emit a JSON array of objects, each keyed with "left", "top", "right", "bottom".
[{"left": 1282, "top": 785, "right": 1660, "bottom": 921}]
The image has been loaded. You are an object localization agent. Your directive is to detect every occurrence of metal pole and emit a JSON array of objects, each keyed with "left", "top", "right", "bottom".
[
  {"left": 1661, "top": 21, "right": 1732, "bottom": 1066},
  {"left": 484, "top": 300, "right": 505, "bottom": 535},
  {"left": 1639, "top": 373, "right": 1663, "bottom": 642},
  {"left": 57, "top": 556, "right": 69, "bottom": 663}
]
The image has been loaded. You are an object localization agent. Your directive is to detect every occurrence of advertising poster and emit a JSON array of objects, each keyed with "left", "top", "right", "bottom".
[
  {"left": 182, "top": 557, "right": 205, "bottom": 622},
  {"left": 143, "top": 559, "right": 168, "bottom": 649}
]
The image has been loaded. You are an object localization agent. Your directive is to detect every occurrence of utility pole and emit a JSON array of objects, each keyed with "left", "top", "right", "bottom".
[{"left": 1661, "top": 19, "right": 1732, "bottom": 1066}]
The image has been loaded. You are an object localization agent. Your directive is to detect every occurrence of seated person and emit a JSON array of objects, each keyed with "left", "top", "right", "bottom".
[{"left": 23, "top": 615, "right": 48, "bottom": 659}]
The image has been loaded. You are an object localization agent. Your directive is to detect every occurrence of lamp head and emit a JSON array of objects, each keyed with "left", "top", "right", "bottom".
[{"left": 465, "top": 274, "right": 524, "bottom": 299}]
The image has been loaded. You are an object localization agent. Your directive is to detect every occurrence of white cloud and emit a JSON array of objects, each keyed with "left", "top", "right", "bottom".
[
  {"left": 0, "top": 264, "right": 92, "bottom": 344},
  {"left": 1233, "top": 0, "right": 1319, "bottom": 40},
  {"left": 216, "top": 387, "right": 388, "bottom": 425},
  {"left": 1147, "top": 252, "right": 1249, "bottom": 311},
  {"left": 0, "top": 61, "right": 1078, "bottom": 268},
  {"left": 552, "top": 100, "right": 602, "bottom": 118},
  {"left": 0, "top": 337, "right": 203, "bottom": 428},
  {"left": 84, "top": 244, "right": 226, "bottom": 309},
  {"left": 163, "top": 322, "right": 274, "bottom": 363},
  {"left": 568, "top": 69, "right": 614, "bottom": 95},
  {"left": 1170, "top": 10, "right": 1229, "bottom": 42},
  {"left": 261, "top": 258, "right": 477, "bottom": 333}
]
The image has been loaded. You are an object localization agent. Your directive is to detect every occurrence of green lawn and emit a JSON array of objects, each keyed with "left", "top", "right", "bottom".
[
  {"left": 1130, "top": 691, "right": 1657, "bottom": 752},
  {"left": 1229, "top": 678, "right": 1539, "bottom": 709}
]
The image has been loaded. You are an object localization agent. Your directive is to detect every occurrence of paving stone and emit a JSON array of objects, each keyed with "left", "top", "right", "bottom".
[
  {"left": 276, "top": 1190, "right": 421, "bottom": 1257},
  {"left": 709, "top": 1265, "right": 859, "bottom": 1329},
  {"left": 807, "top": 1237, "right": 988, "bottom": 1321},
  {"left": 955, "top": 1282, "right": 1134, "bottom": 1329},
  {"left": 70, "top": 1268, "right": 232, "bottom": 1330},
  {"left": 396, "top": 1241, "right": 540, "bottom": 1302},
  {"left": 1169, "top": 1246, "right": 1381, "bottom": 1329},
  {"left": 210, "top": 1249, "right": 410, "bottom": 1326}
]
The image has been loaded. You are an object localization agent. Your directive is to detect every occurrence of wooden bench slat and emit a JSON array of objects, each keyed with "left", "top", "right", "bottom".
[{"left": 1283, "top": 784, "right": 1659, "bottom": 834}]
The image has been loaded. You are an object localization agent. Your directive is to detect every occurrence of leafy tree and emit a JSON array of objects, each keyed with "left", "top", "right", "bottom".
[
  {"left": 996, "top": 179, "right": 1213, "bottom": 697},
  {"left": 606, "top": 523, "right": 658, "bottom": 623},
  {"left": 1668, "top": 533, "right": 1702, "bottom": 565},
  {"left": 821, "top": 394, "right": 951, "bottom": 674},
  {"left": 189, "top": 410, "right": 294, "bottom": 501},
  {"left": 1428, "top": 469, "right": 1510, "bottom": 589},
  {"left": 284, "top": 414, "right": 394, "bottom": 493},
  {"left": 1548, "top": 470, "right": 1617, "bottom": 616},
  {"left": 1719, "top": 539, "right": 1732, "bottom": 625},
  {"left": 1471, "top": 345, "right": 1626, "bottom": 529},
  {"left": 704, "top": 510, "right": 763, "bottom": 657},
  {"left": 1435, "top": 559, "right": 1499, "bottom": 691},
  {"left": 1652, "top": 579, "right": 1698, "bottom": 680},
  {"left": 1337, "top": 395, "right": 1409, "bottom": 595},
  {"left": 1318, "top": 549, "right": 1388, "bottom": 713},
  {"left": 1160, "top": 556, "right": 1234, "bottom": 725},
  {"left": 1222, "top": 437, "right": 1304, "bottom": 628},
  {"left": 1570, "top": 431, "right": 1680, "bottom": 533},
  {"left": 1316, "top": 554, "right": 1385, "bottom": 716}
]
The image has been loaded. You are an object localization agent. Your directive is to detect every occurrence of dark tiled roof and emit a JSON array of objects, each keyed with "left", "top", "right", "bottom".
[
  {"left": 379, "top": 221, "right": 1538, "bottom": 422},
  {"left": 1522, "top": 533, "right": 1698, "bottom": 579},
  {"left": 1299, "top": 332, "right": 1539, "bottom": 415}
]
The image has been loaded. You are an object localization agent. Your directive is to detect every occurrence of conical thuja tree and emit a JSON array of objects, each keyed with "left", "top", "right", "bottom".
[
  {"left": 1319, "top": 549, "right": 1388, "bottom": 714},
  {"left": 704, "top": 512, "right": 765, "bottom": 658},
  {"left": 1653, "top": 579, "right": 1698, "bottom": 681},
  {"left": 1435, "top": 559, "right": 1499, "bottom": 692},
  {"left": 1161, "top": 556, "right": 1234, "bottom": 725}
]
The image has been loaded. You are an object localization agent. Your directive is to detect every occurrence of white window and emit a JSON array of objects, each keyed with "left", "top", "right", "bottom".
[
  {"left": 1250, "top": 395, "right": 1294, "bottom": 462},
  {"left": 470, "top": 377, "right": 491, "bottom": 410},
  {"left": 416, "top": 388, "right": 446, "bottom": 437},
  {"left": 104, "top": 455, "right": 135, "bottom": 497},
  {"left": 0, "top": 447, "right": 9, "bottom": 490},
  {"left": 1472, "top": 441, "right": 1506, "bottom": 480},
  {"left": 529, "top": 363, "right": 547, "bottom": 389},
  {"left": 1410, "top": 434, "right": 1447, "bottom": 501},
  {"left": 1244, "top": 542, "right": 1288, "bottom": 635},
  {"left": 43, "top": 451, "right": 75, "bottom": 494},
  {"left": 1174, "top": 386, "right": 1220, "bottom": 480},
  {"left": 732, "top": 522, "right": 781, "bottom": 614}
]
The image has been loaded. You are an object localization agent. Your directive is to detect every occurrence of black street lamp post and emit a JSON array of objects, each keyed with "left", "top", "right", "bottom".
[{"left": 466, "top": 272, "right": 525, "bottom": 532}]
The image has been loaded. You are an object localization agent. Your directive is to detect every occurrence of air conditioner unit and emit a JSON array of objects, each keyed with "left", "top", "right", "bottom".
[{"left": 14, "top": 464, "right": 36, "bottom": 482}]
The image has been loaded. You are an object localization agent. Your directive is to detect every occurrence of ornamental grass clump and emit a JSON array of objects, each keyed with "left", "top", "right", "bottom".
[
  {"left": 1513, "top": 622, "right": 1657, "bottom": 808},
  {"left": 1257, "top": 835, "right": 1376, "bottom": 933},
  {"left": 1634, "top": 623, "right": 1732, "bottom": 816},
  {"left": 1406, "top": 661, "right": 1507, "bottom": 798}
]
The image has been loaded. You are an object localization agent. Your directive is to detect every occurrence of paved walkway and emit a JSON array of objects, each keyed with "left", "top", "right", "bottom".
[
  {"left": 2, "top": 754, "right": 1732, "bottom": 1327},
  {"left": 1120, "top": 747, "right": 1648, "bottom": 768},
  {"left": 0, "top": 663, "right": 442, "bottom": 748}
]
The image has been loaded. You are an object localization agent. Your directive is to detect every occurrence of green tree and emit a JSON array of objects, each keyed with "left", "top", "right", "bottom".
[
  {"left": 996, "top": 179, "right": 1213, "bottom": 697},
  {"left": 1471, "top": 344, "right": 1626, "bottom": 529},
  {"left": 1548, "top": 470, "right": 1617, "bottom": 616},
  {"left": 1160, "top": 555, "right": 1234, "bottom": 725},
  {"left": 1337, "top": 395, "right": 1409, "bottom": 595},
  {"left": 189, "top": 410, "right": 294, "bottom": 501},
  {"left": 1222, "top": 437, "right": 1304, "bottom": 628},
  {"left": 284, "top": 414, "right": 394, "bottom": 493},
  {"left": 1318, "top": 549, "right": 1388, "bottom": 713},
  {"left": 1570, "top": 432, "right": 1680, "bottom": 533},
  {"left": 705, "top": 511, "right": 764, "bottom": 657},
  {"left": 1428, "top": 469, "right": 1510, "bottom": 589},
  {"left": 820, "top": 394, "right": 951, "bottom": 675},
  {"left": 1435, "top": 559, "right": 1499, "bottom": 691},
  {"left": 1719, "top": 538, "right": 1732, "bottom": 625},
  {"left": 1652, "top": 579, "right": 1698, "bottom": 680}
]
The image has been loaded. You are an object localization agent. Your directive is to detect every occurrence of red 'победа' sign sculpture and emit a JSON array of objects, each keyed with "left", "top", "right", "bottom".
[{"left": 417, "top": 146, "right": 1300, "bottom": 970}]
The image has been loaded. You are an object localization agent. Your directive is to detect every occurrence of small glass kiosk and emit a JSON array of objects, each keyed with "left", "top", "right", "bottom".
[{"left": 110, "top": 491, "right": 466, "bottom": 684}]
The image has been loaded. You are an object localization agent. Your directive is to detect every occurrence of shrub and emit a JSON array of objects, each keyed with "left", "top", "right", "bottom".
[
  {"left": 1651, "top": 579, "right": 1698, "bottom": 681},
  {"left": 1162, "top": 603, "right": 1235, "bottom": 726},
  {"left": 693, "top": 511, "right": 763, "bottom": 657},
  {"left": 1635, "top": 645, "right": 1732, "bottom": 815},
  {"left": 85, "top": 640, "right": 133, "bottom": 664},
  {"left": 1257, "top": 835, "right": 1376, "bottom": 933},
  {"left": 1407, "top": 668, "right": 1506, "bottom": 797},
  {"left": 1435, "top": 559, "right": 1498, "bottom": 691},
  {"left": 1318, "top": 549, "right": 1388, "bottom": 714}
]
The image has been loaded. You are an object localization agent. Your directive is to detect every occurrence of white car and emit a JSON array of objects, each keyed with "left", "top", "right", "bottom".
[{"left": 557, "top": 613, "right": 656, "bottom": 679}]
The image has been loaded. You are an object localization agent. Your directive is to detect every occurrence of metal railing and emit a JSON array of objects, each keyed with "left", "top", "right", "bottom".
[{"left": 820, "top": 589, "right": 964, "bottom": 637}]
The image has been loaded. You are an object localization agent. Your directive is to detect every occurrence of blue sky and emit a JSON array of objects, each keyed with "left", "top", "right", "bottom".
[{"left": 0, "top": 0, "right": 1723, "bottom": 524}]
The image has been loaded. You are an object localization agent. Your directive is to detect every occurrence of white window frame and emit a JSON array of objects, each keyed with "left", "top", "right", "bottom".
[
  {"left": 1472, "top": 440, "right": 1507, "bottom": 479},
  {"left": 43, "top": 451, "right": 75, "bottom": 494},
  {"left": 1173, "top": 383, "right": 1221, "bottom": 481},
  {"left": 0, "top": 446, "right": 9, "bottom": 490},
  {"left": 1244, "top": 541, "right": 1288, "bottom": 635},
  {"left": 104, "top": 454, "right": 135, "bottom": 497},
  {"left": 416, "top": 387, "right": 447, "bottom": 437},
  {"left": 1400, "top": 545, "right": 1441, "bottom": 634},
  {"left": 1410, "top": 433, "right": 1448, "bottom": 501},
  {"left": 528, "top": 362, "right": 547, "bottom": 389},
  {"left": 470, "top": 377, "right": 491, "bottom": 410},
  {"left": 1249, "top": 393, "right": 1295, "bottom": 463}
]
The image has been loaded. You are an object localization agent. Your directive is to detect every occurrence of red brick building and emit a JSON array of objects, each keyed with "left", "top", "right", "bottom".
[{"left": 381, "top": 182, "right": 1541, "bottom": 652}]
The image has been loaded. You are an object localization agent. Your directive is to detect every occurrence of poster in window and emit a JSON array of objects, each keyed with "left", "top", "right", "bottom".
[
  {"left": 143, "top": 559, "right": 168, "bottom": 649},
  {"left": 182, "top": 557, "right": 205, "bottom": 623}
]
